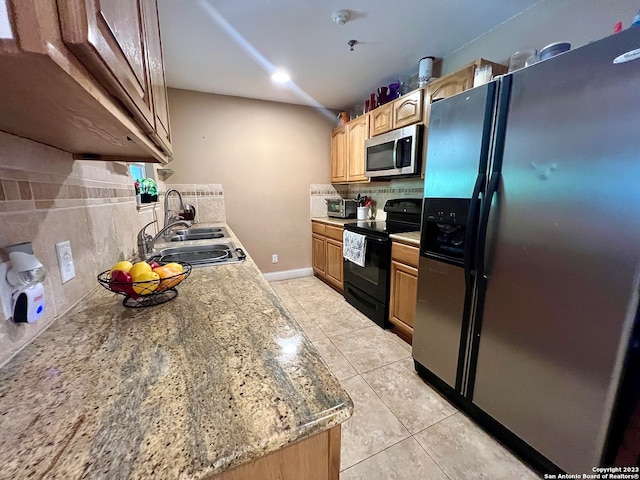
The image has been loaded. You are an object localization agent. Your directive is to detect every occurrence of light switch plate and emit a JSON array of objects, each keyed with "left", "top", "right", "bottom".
[{"left": 55, "top": 241, "right": 75, "bottom": 284}]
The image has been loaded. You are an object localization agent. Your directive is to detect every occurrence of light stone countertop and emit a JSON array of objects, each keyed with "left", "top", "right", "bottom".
[
  {"left": 311, "top": 217, "right": 359, "bottom": 227},
  {"left": 0, "top": 227, "right": 353, "bottom": 479},
  {"left": 390, "top": 231, "right": 421, "bottom": 246}
]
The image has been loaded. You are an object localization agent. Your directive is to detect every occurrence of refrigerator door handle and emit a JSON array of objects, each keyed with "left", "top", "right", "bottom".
[
  {"left": 476, "top": 171, "right": 501, "bottom": 280},
  {"left": 464, "top": 173, "right": 485, "bottom": 285}
]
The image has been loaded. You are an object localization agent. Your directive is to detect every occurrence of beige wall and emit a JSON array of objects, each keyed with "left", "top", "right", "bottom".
[
  {"left": 0, "top": 131, "right": 163, "bottom": 366},
  {"left": 441, "top": 0, "right": 636, "bottom": 74},
  {"left": 167, "top": 88, "right": 334, "bottom": 273}
]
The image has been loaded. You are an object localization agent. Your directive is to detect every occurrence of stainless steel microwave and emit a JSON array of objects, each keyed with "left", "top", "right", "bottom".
[{"left": 365, "top": 124, "right": 424, "bottom": 178}]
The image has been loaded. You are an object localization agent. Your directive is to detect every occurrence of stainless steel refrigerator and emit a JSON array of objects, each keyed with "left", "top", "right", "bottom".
[{"left": 413, "top": 28, "right": 640, "bottom": 474}]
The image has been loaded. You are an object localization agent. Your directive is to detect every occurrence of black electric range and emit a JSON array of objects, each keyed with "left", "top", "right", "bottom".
[{"left": 343, "top": 198, "right": 423, "bottom": 327}]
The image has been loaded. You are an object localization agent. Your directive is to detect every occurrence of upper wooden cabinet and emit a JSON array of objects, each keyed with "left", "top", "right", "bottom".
[
  {"left": 330, "top": 126, "right": 347, "bottom": 183},
  {"left": 59, "top": 0, "right": 155, "bottom": 132},
  {"left": 331, "top": 116, "right": 369, "bottom": 184},
  {"left": 0, "top": 0, "right": 170, "bottom": 162},
  {"left": 370, "top": 89, "right": 424, "bottom": 137},
  {"left": 142, "top": 0, "right": 172, "bottom": 152},
  {"left": 347, "top": 115, "right": 369, "bottom": 182},
  {"left": 424, "top": 59, "right": 507, "bottom": 126},
  {"left": 370, "top": 103, "right": 393, "bottom": 137},
  {"left": 393, "top": 89, "right": 423, "bottom": 129}
]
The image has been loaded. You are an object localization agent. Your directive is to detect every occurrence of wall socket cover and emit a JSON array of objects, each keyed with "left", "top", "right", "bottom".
[
  {"left": 272, "top": 254, "right": 278, "bottom": 263},
  {"left": 55, "top": 241, "right": 76, "bottom": 284}
]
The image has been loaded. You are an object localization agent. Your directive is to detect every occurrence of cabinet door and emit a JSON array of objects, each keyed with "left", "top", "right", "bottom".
[
  {"left": 312, "top": 234, "right": 326, "bottom": 277},
  {"left": 389, "top": 260, "right": 418, "bottom": 338},
  {"left": 369, "top": 103, "right": 393, "bottom": 137},
  {"left": 325, "top": 239, "right": 343, "bottom": 291},
  {"left": 331, "top": 126, "right": 347, "bottom": 183},
  {"left": 347, "top": 115, "right": 369, "bottom": 182},
  {"left": 142, "top": 0, "right": 172, "bottom": 154},
  {"left": 393, "top": 90, "right": 423, "bottom": 129},
  {"left": 424, "top": 65, "right": 475, "bottom": 126},
  {"left": 59, "top": 0, "right": 155, "bottom": 132}
]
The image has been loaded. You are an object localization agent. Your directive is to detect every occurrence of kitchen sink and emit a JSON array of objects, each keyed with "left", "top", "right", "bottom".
[
  {"left": 168, "top": 226, "right": 230, "bottom": 242},
  {"left": 151, "top": 242, "right": 246, "bottom": 267}
]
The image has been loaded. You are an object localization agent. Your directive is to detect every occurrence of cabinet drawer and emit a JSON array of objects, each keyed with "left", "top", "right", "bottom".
[
  {"left": 312, "top": 222, "right": 326, "bottom": 236},
  {"left": 391, "top": 242, "right": 419, "bottom": 268},
  {"left": 325, "top": 225, "right": 344, "bottom": 241}
]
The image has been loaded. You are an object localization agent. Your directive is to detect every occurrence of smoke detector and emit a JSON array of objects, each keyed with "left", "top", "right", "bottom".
[{"left": 333, "top": 9, "right": 350, "bottom": 25}]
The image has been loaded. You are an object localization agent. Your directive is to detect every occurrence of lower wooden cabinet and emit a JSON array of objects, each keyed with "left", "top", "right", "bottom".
[
  {"left": 325, "top": 238, "right": 344, "bottom": 290},
  {"left": 216, "top": 425, "right": 341, "bottom": 480},
  {"left": 311, "top": 222, "right": 344, "bottom": 292},
  {"left": 312, "top": 234, "right": 326, "bottom": 276},
  {"left": 389, "top": 241, "right": 420, "bottom": 341}
]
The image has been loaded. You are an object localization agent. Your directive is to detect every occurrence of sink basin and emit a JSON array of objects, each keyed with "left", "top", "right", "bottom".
[
  {"left": 169, "top": 232, "right": 225, "bottom": 242},
  {"left": 174, "top": 227, "right": 228, "bottom": 236},
  {"left": 168, "top": 226, "right": 230, "bottom": 242},
  {"left": 151, "top": 242, "right": 246, "bottom": 267}
]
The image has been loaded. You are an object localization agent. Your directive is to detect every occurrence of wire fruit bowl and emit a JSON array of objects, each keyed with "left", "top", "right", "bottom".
[{"left": 97, "top": 263, "right": 192, "bottom": 308}]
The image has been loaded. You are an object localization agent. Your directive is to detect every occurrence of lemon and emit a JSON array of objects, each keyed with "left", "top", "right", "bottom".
[
  {"left": 110, "top": 261, "right": 133, "bottom": 273},
  {"left": 129, "top": 261, "right": 152, "bottom": 279},
  {"left": 132, "top": 271, "right": 160, "bottom": 295}
]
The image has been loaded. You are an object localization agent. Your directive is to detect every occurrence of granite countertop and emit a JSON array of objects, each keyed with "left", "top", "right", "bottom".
[
  {"left": 0, "top": 230, "right": 353, "bottom": 479},
  {"left": 311, "top": 217, "right": 360, "bottom": 227},
  {"left": 390, "top": 231, "right": 421, "bottom": 246}
]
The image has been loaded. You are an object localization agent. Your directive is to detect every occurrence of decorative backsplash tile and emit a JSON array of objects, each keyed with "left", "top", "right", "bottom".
[
  {"left": 309, "top": 179, "right": 424, "bottom": 220},
  {"left": 165, "top": 183, "right": 226, "bottom": 223}
]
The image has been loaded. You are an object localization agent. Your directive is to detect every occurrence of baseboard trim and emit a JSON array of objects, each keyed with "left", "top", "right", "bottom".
[{"left": 264, "top": 268, "right": 314, "bottom": 282}]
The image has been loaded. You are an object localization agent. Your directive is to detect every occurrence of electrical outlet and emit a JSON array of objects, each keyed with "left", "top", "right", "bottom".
[
  {"left": 272, "top": 254, "right": 278, "bottom": 264},
  {"left": 55, "top": 241, "right": 75, "bottom": 284}
]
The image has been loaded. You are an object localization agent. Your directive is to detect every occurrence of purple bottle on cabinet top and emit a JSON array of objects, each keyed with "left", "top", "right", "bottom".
[{"left": 388, "top": 82, "right": 400, "bottom": 99}]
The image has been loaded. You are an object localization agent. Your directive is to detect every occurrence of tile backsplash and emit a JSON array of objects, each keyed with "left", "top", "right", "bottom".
[
  {"left": 163, "top": 183, "right": 225, "bottom": 224},
  {"left": 0, "top": 131, "right": 164, "bottom": 366},
  {"left": 310, "top": 179, "right": 424, "bottom": 220}
]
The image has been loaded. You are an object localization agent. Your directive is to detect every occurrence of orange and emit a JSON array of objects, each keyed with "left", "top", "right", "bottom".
[
  {"left": 153, "top": 266, "right": 184, "bottom": 291},
  {"left": 163, "top": 262, "right": 183, "bottom": 273}
]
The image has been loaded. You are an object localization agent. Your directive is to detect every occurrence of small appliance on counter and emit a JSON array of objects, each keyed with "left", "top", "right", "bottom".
[
  {"left": 326, "top": 198, "right": 358, "bottom": 219},
  {"left": 343, "top": 198, "right": 422, "bottom": 327},
  {"left": 0, "top": 242, "right": 46, "bottom": 323}
]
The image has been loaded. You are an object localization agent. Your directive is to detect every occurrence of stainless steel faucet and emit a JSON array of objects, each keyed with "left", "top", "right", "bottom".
[
  {"left": 163, "top": 188, "right": 186, "bottom": 228},
  {"left": 137, "top": 219, "right": 191, "bottom": 260}
]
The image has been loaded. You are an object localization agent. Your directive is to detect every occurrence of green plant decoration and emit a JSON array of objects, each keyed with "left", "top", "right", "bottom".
[{"left": 140, "top": 178, "right": 158, "bottom": 195}]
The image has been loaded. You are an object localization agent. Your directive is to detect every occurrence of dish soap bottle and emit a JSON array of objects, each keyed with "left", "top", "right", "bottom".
[{"left": 632, "top": 9, "right": 640, "bottom": 27}]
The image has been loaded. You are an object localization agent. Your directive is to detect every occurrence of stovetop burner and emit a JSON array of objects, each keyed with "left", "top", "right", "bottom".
[{"left": 344, "top": 198, "right": 423, "bottom": 237}]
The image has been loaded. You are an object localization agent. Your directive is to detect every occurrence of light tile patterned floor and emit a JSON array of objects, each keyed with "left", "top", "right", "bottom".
[{"left": 271, "top": 276, "right": 539, "bottom": 480}]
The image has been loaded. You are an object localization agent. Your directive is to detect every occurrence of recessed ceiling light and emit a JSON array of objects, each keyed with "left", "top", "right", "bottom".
[{"left": 271, "top": 70, "right": 290, "bottom": 83}]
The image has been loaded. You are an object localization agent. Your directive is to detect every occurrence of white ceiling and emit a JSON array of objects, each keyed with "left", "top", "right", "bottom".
[{"left": 157, "top": 0, "right": 542, "bottom": 110}]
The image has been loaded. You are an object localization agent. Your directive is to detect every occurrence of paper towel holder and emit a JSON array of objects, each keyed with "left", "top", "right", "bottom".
[{"left": 0, "top": 242, "right": 46, "bottom": 323}]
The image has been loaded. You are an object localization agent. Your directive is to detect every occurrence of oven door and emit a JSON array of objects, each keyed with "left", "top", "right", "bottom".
[{"left": 343, "top": 234, "right": 390, "bottom": 302}]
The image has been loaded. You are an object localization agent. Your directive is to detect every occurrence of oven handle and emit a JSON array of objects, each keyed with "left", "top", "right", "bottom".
[{"left": 343, "top": 234, "right": 388, "bottom": 244}]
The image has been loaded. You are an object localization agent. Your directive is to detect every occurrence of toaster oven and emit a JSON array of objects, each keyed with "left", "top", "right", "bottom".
[{"left": 326, "top": 198, "right": 357, "bottom": 218}]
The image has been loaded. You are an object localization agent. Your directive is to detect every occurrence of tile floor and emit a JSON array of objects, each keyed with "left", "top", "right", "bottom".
[{"left": 270, "top": 276, "right": 540, "bottom": 480}]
